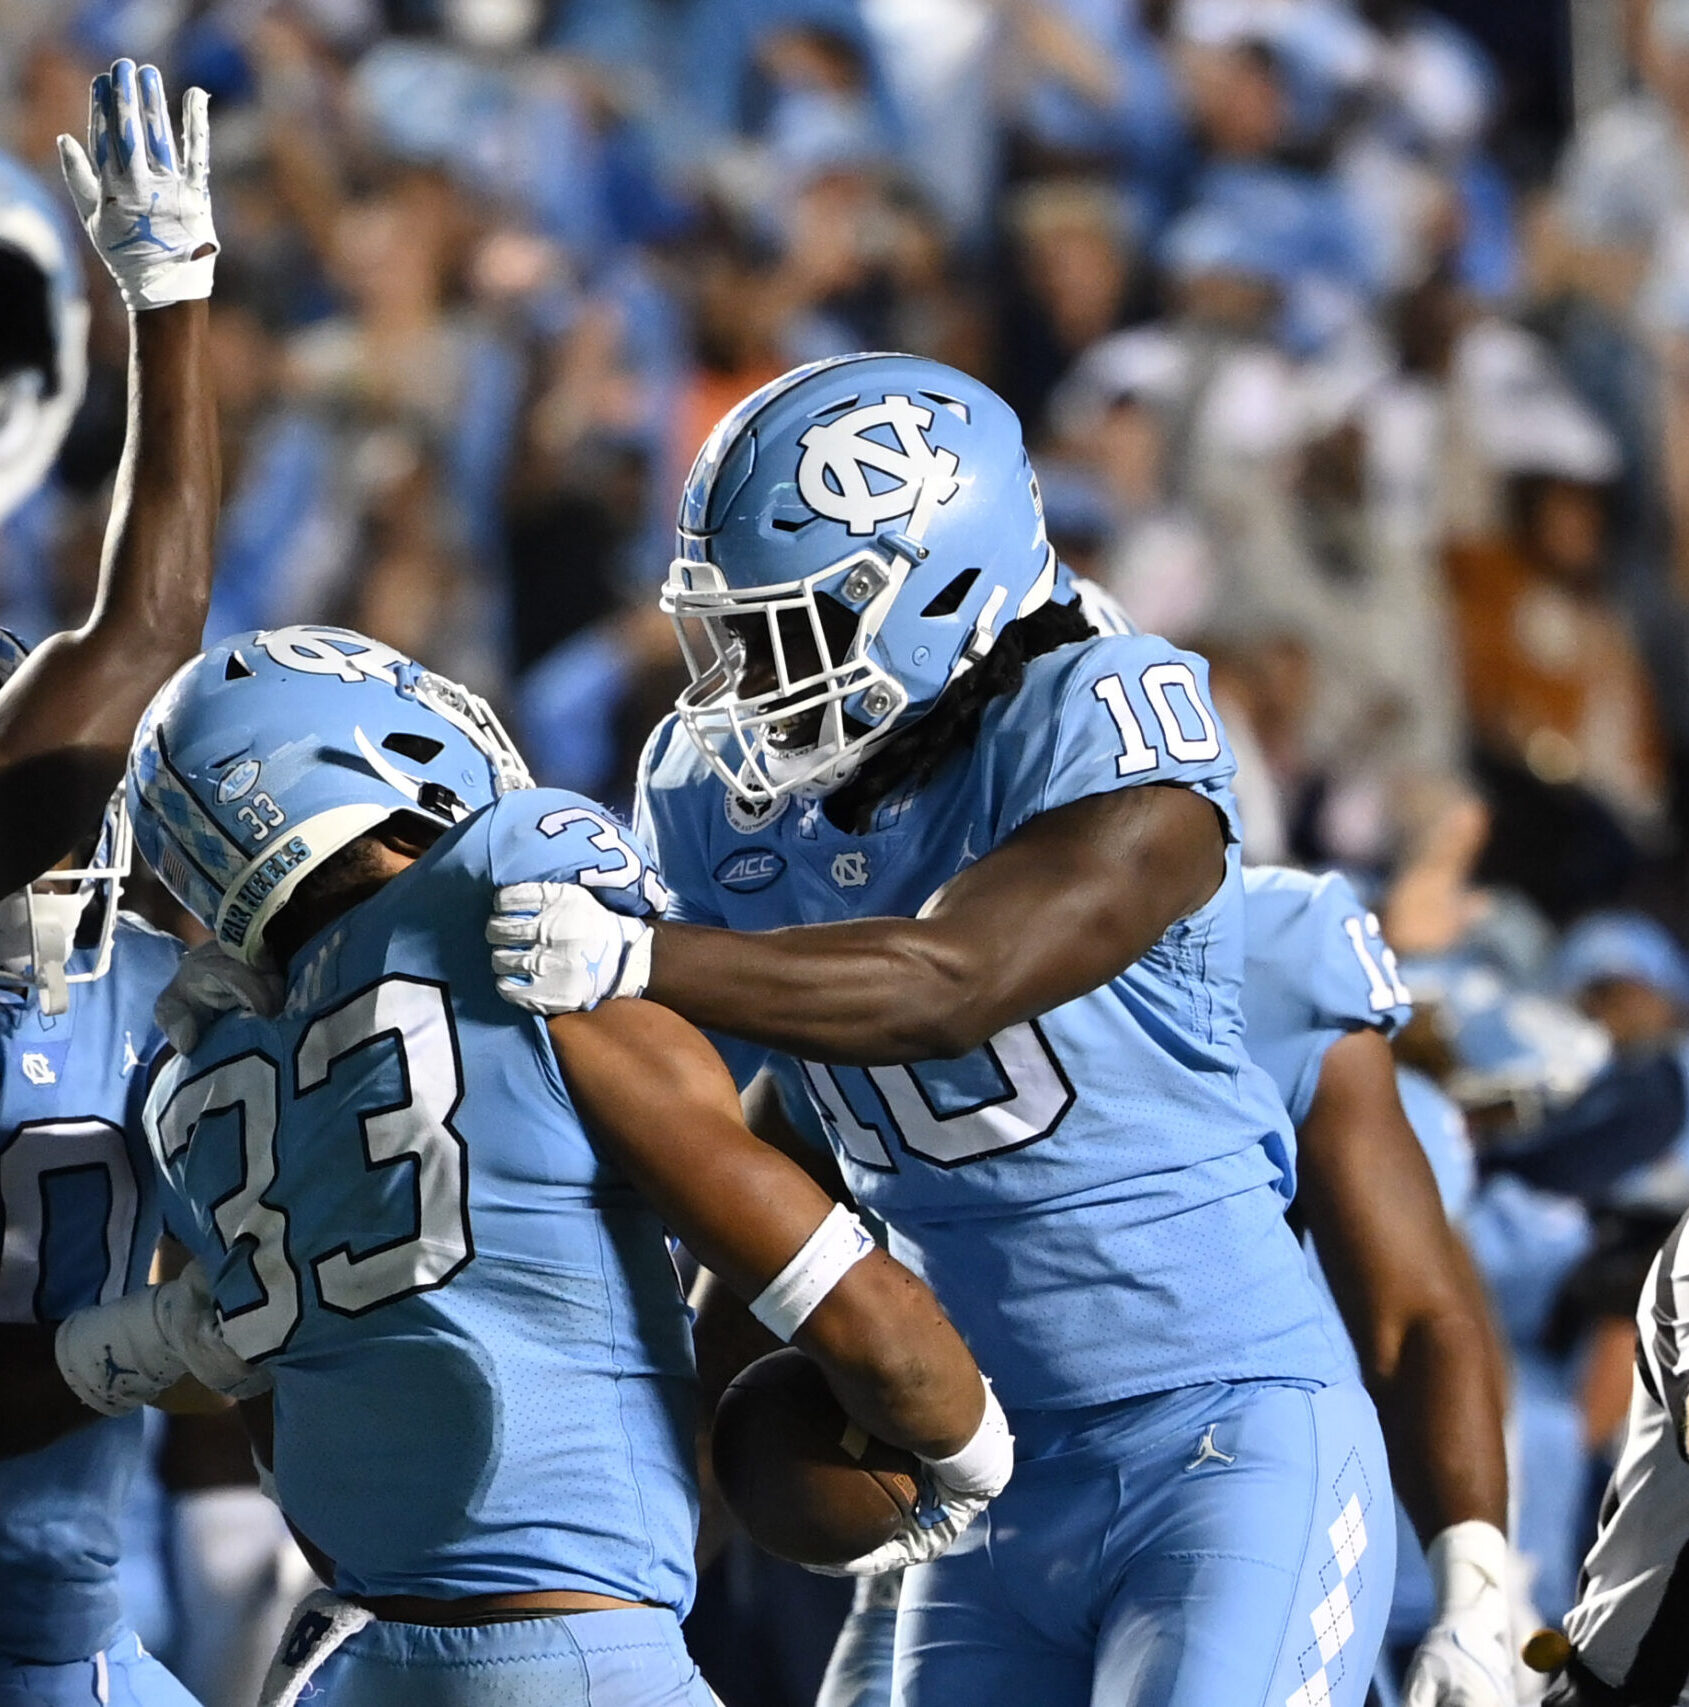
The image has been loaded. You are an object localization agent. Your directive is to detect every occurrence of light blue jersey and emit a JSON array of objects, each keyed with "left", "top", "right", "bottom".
[
  {"left": 639, "top": 630, "right": 1351, "bottom": 1412},
  {"left": 1241, "top": 866, "right": 1413, "bottom": 1133},
  {"left": 144, "top": 790, "right": 698, "bottom": 1609},
  {"left": 0, "top": 918, "right": 181, "bottom": 1665},
  {"left": 1240, "top": 864, "right": 1476, "bottom": 1223}
]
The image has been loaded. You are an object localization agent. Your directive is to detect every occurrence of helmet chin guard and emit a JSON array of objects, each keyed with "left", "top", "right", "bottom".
[{"left": 0, "top": 794, "right": 132, "bottom": 1016}]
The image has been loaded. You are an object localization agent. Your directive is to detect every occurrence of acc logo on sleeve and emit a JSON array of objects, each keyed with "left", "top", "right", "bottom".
[{"left": 714, "top": 848, "right": 786, "bottom": 893}]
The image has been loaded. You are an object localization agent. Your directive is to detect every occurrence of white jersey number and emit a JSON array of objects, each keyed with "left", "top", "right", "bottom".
[
  {"left": 149, "top": 976, "right": 471, "bottom": 1360},
  {"left": 1093, "top": 663, "right": 1222, "bottom": 777},
  {"left": 0, "top": 1119, "right": 138, "bottom": 1322},
  {"left": 1342, "top": 912, "right": 1412, "bottom": 1013},
  {"left": 802, "top": 1021, "right": 1074, "bottom": 1170}
]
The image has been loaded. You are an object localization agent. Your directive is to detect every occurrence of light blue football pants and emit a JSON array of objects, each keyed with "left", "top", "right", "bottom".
[
  {"left": 309, "top": 1608, "right": 719, "bottom": 1707},
  {"left": 828, "top": 1377, "right": 1393, "bottom": 1707},
  {"left": 0, "top": 1633, "right": 200, "bottom": 1707}
]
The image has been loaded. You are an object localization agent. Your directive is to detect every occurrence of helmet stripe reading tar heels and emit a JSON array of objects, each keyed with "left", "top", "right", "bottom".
[
  {"left": 665, "top": 353, "right": 1057, "bottom": 803},
  {"left": 127, "top": 626, "right": 533, "bottom": 966}
]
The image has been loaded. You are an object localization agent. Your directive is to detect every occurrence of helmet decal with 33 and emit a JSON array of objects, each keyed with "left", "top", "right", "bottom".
[
  {"left": 127, "top": 626, "right": 532, "bottom": 967},
  {"left": 664, "top": 353, "right": 1057, "bottom": 804}
]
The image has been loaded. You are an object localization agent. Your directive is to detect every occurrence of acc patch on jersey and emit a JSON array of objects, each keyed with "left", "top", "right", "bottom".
[{"left": 714, "top": 848, "right": 786, "bottom": 893}]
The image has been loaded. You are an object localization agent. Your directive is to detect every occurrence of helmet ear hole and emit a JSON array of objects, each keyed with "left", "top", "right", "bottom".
[
  {"left": 921, "top": 568, "right": 980, "bottom": 619},
  {"left": 382, "top": 732, "right": 446, "bottom": 765}
]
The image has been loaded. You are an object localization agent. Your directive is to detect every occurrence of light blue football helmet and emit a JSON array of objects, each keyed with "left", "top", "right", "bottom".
[
  {"left": 0, "top": 150, "right": 88, "bottom": 527},
  {"left": 665, "top": 353, "right": 1057, "bottom": 801},
  {"left": 1405, "top": 954, "right": 1612, "bottom": 1129},
  {"left": 128, "top": 626, "right": 532, "bottom": 966}
]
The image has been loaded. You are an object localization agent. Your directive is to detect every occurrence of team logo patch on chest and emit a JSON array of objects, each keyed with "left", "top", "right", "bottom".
[
  {"left": 830, "top": 850, "right": 871, "bottom": 889},
  {"left": 796, "top": 396, "right": 961, "bottom": 538},
  {"left": 724, "top": 791, "right": 788, "bottom": 835},
  {"left": 18, "top": 1044, "right": 67, "bottom": 1085},
  {"left": 714, "top": 848, "right": 787, "bottom": 893}
]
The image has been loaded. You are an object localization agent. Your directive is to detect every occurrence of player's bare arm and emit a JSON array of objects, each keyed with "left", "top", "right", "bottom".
[
  {"left": 549, "top": 996, "right": 987, "bottom": 1458},
  {"left": 637, "top": 784, "right": 1222, "bottom": 1065},
  {"left": 0, "top": 62, "right": 218, "bottom": 899},
  {"left": 1298, "top": 1027, "right": 1508, "bottom": 1538},
  {"left": 1298, "top": 1027, "right": 1516, "bottom": 1704},
  {"left": 0, "top": 1235, "right": 261, "bottom": 1461}
]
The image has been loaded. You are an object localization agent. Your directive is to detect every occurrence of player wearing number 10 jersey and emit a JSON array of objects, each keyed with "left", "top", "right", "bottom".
[{"left": 492, "top": 354, "right": 1395, "bottom": 1706}]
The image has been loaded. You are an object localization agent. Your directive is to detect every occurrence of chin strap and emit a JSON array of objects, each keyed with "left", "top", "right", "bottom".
[
  {"left": 0, "top": 887, "right": 89, "bottom": 1015},
  {"left": 958, "top": 545, "right": 1058, "bottom": 673}
]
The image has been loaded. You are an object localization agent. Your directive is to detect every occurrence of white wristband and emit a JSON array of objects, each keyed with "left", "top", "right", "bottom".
[
  {"left": 1426, "top": 1519, "right": 1508, "bottom": 1614},
  {"left": 749, "top": 1204, "right": 875, "bottom": 1342},
  {"left": 922, "top": 1376, "right": 1014, "bottom": 1500}
]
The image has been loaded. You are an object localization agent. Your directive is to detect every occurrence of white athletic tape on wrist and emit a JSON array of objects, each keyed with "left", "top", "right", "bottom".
[
  {"left": 749, "top": 1203, "right": 875, "bottom": 1342},
  {"left": 1427, "top": 1519, "right": 1508, "bottom": 1613},
  {"left": 921, "top": 1377, "right": 1014, "bottom": 1499},
  {"left": 621, "top": 921, "right": 654, "bottom": 999}
]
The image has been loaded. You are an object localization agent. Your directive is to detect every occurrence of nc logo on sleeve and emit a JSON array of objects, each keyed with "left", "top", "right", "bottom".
[{"left": 796, "top": 396, "right": 961, "bottom": 538}]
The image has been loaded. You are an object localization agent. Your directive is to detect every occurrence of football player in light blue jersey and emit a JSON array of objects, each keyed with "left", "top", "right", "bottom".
[
  {"left": 813, "top": 865, "right": 1516, "bottom": 1707},
  {"left": 0, "top": 632, "right": 203, "bottom": 1706},
  {"left": 490, "top": 354, "right": 1394, "bottom": 1707},
  {"left": 123, "top": 626, "right": 1007, "bottom": 1707},
  {"left": 1239, "top": 867, "right": 1514, "bottom": 1707}
]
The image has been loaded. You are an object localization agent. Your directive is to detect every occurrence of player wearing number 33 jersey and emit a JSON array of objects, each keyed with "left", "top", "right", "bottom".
[
  {"left": 129, "top": 624, "right": 1002, "bottom": 1707},
  {"left": 130, "top": 629, "right": 713, "bottom": 1705},
  {"left": 603, "top": 354, "right": 1395, "bottom": 1707}
]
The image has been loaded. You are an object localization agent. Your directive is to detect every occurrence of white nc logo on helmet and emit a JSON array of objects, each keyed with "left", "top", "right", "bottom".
[{"left": 796, "top": 396, "right": 961, "bottom": 539}]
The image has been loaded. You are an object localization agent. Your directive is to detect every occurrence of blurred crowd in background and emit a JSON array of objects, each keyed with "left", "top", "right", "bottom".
[{"left": 11, "top": 0, "right": 1689, "bottom": 1702}]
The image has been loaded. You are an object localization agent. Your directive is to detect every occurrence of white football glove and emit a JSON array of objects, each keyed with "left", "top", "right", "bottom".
[
  {"left": 812, "top": 1378, "right": 1015, "bottom": 1579},
  {"left": 56, "top": 1258, "right": 270, "bottom": 1417},
  {"left": 58, "top": 59, "right": 217, "bottom": 312},
  {"left": 488, "top": 882, "right": 654, "bottom": 1014},
  {"left": 155, "top": 939, "right": 285, "bottom": 1055},
  {"left": 1402, "top": 1522, "right": 1519, "bottom": 1707}
]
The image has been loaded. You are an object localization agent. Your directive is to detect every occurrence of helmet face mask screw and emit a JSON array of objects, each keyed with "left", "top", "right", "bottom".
[
  {"left": 843, "top": 566, "right": 882, "bottom": 603},
  {"left": 862, "top": 686, "right": 895, "bottom": 719}
]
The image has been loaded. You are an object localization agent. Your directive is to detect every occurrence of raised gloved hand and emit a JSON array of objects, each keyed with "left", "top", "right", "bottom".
[
  {"left": 155, "top": 939, "right": 285, "bottom": 1054},
  {"left": 59, "top": 59, "right": 216, "bottom": 312},
  {"left": 1402, "top": 1522, "right": 1519, "bottom": 1707},
  {"left": 56, "top": 1259, "right": 269, "bottom": 1416},
  {"left": 489, "top": 882, "right": 655, "bottom": 1014},
  {"left": 813, "top": 1378, "right": 1015, "bottom": 1578}
]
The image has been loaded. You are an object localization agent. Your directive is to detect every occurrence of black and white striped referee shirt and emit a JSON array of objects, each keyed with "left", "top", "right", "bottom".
[{"left": 1560, "top": 1210, "right": 1689, "bottom": 1704}]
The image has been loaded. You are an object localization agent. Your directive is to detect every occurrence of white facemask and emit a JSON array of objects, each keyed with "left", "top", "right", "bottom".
[{"left": 0, "top": 885, "right": 93, "bottom": 1009}]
